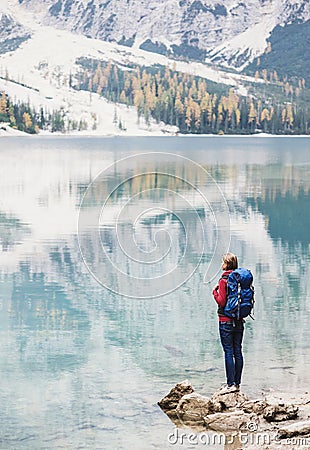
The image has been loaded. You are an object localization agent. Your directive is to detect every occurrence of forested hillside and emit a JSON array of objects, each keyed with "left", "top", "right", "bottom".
[
  {"left": 75, "top": 59, "right": 310, "bottom": 135},
  {"left": 0, "top": 90, "right": 85, "bottom": 133},
  {"left": 245, "top": 20, "right": 310, "bottom": 87}
]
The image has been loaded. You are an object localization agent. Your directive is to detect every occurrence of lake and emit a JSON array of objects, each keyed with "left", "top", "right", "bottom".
[{"left": 0, "top": 136, "right": 309, "bottom": 449}]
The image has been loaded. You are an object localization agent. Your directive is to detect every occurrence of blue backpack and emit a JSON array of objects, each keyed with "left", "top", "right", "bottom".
[{"left": 223, "top": 268, "right": 254, "bottom": 320}]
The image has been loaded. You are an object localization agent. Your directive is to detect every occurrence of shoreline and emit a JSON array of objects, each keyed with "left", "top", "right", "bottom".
[
  {"left": 1, "top": 131, "right": 309, "bottom": 139},
  {"left": 159, "top": 381, "right": 310, "bottom": 449},
  {"left": 1, "top": 122, "right": 309, "bottom": 138}
]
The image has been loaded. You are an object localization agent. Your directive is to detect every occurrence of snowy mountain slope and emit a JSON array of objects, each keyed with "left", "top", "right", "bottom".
[
  {"left": 209, "top": 4, "right": 310, "bottom": 69},
  {"left": 0, "top": 3, "right": 168, "bottom": 135},
  {"left": 2, "top": 1, "right": 308, "bottom": 136},
  {"left": 207, "top": 15, "right": 278, "bottom": 69},
  {"left": 15, "top": 0, "right": 310, "bottom": 68},
  {"left": 0, "top": 76, "right": 167, "bottom": 136},
  {"left": 0, "top": 0, "right": 261, "bottom": 88},
  {"left": 0, "top": 0, "right": 269, "bottom": 135},
  {"left": 0, "top": 11, "right": 30, "bottom": 54},
  {"left": 245, "top": 20, "right": 310, "bottom": 86}
]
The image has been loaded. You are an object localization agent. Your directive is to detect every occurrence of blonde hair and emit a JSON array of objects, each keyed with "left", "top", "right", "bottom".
[{"left": 222, "top": 252, "right": 238, "bottom": 270}]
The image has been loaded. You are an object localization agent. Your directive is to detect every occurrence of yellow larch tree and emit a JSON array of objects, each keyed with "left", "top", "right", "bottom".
[
  {"left": 23, "top": 112, "right": 32, "bottom": 129},
  {"left": 0, "top": 92, "right": 7, "bottom": 115}
]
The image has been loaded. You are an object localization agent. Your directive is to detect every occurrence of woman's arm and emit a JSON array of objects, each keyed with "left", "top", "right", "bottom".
[{"left": 213, "top": 278, "right": 227, "bottom": 308}]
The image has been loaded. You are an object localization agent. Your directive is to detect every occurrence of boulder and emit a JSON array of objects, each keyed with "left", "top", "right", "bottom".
[
  {"left": 204, "top": 410, "right": 252, "bottom": 432},
  {"left": 175, "top": 392, "right": 220, "bottom": 424},
  {"left": 158, "top": 380, "right": 303, "bottom": 445},
  {"left": 242, "top": 397, "right": 298, "bottom": 422},
  {"left": 242, "top": 398, "right": 268, "bottom": 415},
  {"left": 263, "top": 402, "right": 298, "bottom": 422},
  {"left": 158, "top": 380, "right": 194, "bottom": 413},
  {"left": 277, "top": 420, "right": 310, "bottom": 438},
  {"left": 211, "top": 388, "right": 249, "bottom": 410}
]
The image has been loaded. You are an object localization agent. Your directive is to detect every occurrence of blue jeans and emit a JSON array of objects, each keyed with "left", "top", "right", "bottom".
[{"left": 219, "top": 321, "right": 244, "bottom": 386}]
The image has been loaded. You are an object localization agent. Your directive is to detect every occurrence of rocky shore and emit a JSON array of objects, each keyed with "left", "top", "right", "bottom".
[{"left": 158, "top": 381, "right": 310, "bottom": 449}]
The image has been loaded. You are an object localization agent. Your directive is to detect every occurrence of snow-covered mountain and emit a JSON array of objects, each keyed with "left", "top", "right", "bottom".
[
  {"left": 15, "top": 0, "right": 310, "bottom": 68},
  {"left": 0, "top": 0, "right": 261, "bottom": 137},
  {"left": 0, "top": 11, "right": 30, "bottom": 54},
  {"left": 0, "top": 0, "right": 308, "bottom": 136}
]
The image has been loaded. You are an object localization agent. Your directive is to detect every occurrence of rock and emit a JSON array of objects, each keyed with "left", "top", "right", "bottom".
[
  {"left": 158, "top": 381, "right": 303, "bottom": 443},
  {"left": 242, "top": 397, "right": 298, "bottom": 422},
  {"left": 211, "top": 388, "right": 249, "bottom": 410},
  {"left": 263, "top": 402, "right": 298, "bottom": 422},
  {"left": 158, "top": 380, "right": 194, "bottom": 413},
  {"left": 175, "top": 392, "right": 220, "bottom": 424},
  {"left": 242, "top": 398, "right": 268, "bottom": 415},
  {"left": 301, "top": 393, "right": 310, "bottom": 405},
  {"left": 277, "top": 420, "right": 310, "bottom": 438},
  {"left": 160, "top": 124, "right": 179, "bottom": 135},
  {"left": 204, "top": 410, "right": 252, "bottom": 432}
]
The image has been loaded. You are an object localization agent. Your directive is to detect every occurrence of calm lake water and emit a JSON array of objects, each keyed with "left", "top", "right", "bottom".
[{"left": 0, "top": 136, "right": 309, "bottom": 449}]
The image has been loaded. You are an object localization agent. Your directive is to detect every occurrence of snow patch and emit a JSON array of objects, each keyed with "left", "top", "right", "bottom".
[
  {"left": 208, "top": 12, "right": 277, "bottom": 69},
  {"left": 0, "top": 0, "right": 267, "bottom": 136},
  {"left": 0, "top": 121, "right": 29, "bottom": 136}
]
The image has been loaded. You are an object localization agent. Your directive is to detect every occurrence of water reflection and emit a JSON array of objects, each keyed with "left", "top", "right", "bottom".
[
  {"left": 0, "top": 212, "right": 30, "bottom": 252},
  {"left": 11, "top": 261, "right": 90, "bottom": 374},
  {"left": 254, "top": 189, "right": 309, "bottom": 246},
  {"left": 0, "top": 137, "right": 309, "bottom": 448}
]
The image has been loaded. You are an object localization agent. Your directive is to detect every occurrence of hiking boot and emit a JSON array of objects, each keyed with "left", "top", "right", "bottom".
[
  {"left": 219, "top": 384, "right": 238, "bottom": 394},
  {"left": 235, "top": 384, "right": 240, "bottom": 391}
]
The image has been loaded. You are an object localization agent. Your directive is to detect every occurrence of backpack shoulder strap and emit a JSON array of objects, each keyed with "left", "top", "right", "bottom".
[{"left": 220, "top": 274, "right": 230, "bottom": 301}]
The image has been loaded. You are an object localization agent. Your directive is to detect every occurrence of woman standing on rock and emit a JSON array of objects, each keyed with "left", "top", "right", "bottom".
[{"left": 213, "top": 252, "right": 244, "bottom": 394}]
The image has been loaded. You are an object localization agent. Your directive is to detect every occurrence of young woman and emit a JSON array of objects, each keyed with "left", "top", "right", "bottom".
[{"left": 213, "top": 252, "right": 244, "bottom": 393}]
